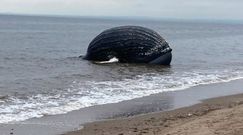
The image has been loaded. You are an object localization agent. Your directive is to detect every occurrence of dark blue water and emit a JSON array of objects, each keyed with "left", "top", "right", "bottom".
[{"left": 1, "top": 14, "right": 243, "bottom": 123}]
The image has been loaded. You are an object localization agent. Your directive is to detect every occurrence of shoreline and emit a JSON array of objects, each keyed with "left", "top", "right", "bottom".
[
  {"left": 65, "top": 93, "right": 243, "bottom": 135},
  {"left": 1, "top": 79, "right": 243, "bottom": 135}
]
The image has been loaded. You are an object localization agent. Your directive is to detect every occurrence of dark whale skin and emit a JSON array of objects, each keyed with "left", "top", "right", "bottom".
[{"left": 84, "top": 26, "right": 172, "bottom": 65}]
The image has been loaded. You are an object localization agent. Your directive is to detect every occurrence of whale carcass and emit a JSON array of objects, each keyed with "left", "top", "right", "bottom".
[{"left": 84, "top": 26, "right": 172, "bottom": 65}]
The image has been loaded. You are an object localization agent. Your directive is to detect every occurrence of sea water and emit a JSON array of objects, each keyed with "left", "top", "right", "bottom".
[{"left": 1, "top": 14, "right": 243, "bottom": 123}]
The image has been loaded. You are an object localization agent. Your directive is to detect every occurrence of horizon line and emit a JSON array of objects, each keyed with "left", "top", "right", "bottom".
[{"left": 1, "top": 12, "right": 243, "bottom": 24}]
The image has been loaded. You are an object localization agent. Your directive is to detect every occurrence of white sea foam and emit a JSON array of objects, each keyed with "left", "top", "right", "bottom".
[{"left": 0, "top": 70, "right": 243, "bottom": 124}]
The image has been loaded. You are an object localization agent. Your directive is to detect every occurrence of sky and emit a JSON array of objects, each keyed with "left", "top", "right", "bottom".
[{"left": 0, "top": 0, "right": 242, "bottom": 20}]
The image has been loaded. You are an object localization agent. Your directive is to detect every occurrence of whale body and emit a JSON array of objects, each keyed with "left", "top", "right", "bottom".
[{"left": 84, "top": 26, "right": 172, "bottom": 65}]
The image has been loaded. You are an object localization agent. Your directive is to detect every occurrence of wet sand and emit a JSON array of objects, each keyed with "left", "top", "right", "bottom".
[{"left": 65, "top": 93, "right": 243, "bottom": 135}]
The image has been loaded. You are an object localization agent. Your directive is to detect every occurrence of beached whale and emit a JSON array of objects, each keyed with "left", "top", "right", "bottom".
[{"left": 84, "top": 26, "right": 172, "bottom": 65}]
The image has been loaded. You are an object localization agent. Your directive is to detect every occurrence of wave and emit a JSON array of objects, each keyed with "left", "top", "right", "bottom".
[{"left": 0, "top": 69, "right": 243, "bottom": 124}]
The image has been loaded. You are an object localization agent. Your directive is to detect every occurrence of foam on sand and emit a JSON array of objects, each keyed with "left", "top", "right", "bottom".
[{"left": 0, "top": 70, "right": 243, "bottom": 124}]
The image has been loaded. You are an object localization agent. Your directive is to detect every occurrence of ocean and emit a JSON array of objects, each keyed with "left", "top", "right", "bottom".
[{"left": 1, "top": 14, "right": 243, "bottom": 124}]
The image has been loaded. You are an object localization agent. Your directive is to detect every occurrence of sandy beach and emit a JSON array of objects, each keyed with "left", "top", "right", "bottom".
[{"left": 65, "top": 93, "right": 243, "bottom": 135}]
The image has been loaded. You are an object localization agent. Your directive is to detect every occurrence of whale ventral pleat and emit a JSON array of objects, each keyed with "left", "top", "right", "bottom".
[{"left": 84, "top": 26, "right": 172, "bottom": 65}]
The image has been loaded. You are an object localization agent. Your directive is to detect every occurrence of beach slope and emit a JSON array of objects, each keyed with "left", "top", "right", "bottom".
[{"left": 65, "top": 93, "right": 243, "bottom": 135}]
